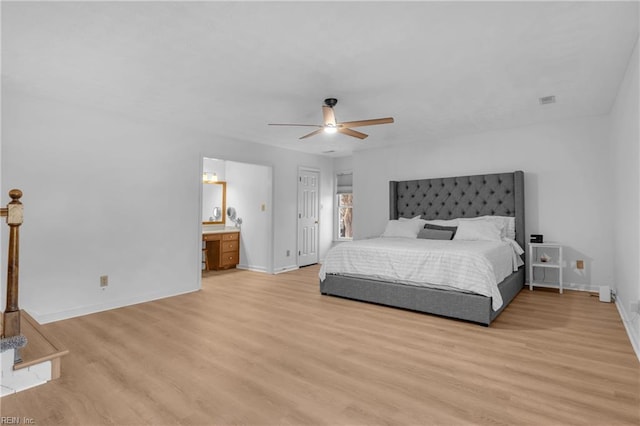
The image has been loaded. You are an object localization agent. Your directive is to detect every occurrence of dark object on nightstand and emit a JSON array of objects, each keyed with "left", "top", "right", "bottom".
[{"left": 530, "top": 234, "right": 543, "bottom": 243}]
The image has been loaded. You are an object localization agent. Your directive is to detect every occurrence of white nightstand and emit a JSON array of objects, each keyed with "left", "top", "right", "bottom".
[{"left": 528, "top": 242, "right": 563, "bottom": 293}]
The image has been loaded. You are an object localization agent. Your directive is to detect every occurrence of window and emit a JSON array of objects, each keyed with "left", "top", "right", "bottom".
[
  {"left": 338, "top": 193, "right": 353, "bottom": 239},
  {"left": 336, "top": 172, "right": 353, "bottom": 240}
]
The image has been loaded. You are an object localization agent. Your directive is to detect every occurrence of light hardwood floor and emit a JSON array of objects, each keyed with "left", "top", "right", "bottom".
[{"left": 1, "top": 265, "right": 638, "bottom": 425}]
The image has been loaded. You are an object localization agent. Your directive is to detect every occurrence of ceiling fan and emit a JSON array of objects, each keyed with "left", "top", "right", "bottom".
[{"left": 269, "top": 98, "right": 394, "bottom": 140}]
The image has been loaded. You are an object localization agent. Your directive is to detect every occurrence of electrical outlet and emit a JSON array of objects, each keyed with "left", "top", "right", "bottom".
[
  {"left": 631, "top": 301, "right": 640, "bottom": 314},
  {"left": 100, "top": 275, "right": 109, "bottom": 287},
  {"left": 286, "top": 250, "right": 290, "bottom": 257},
  {"left": 576, "top": 260, "right": 584, "bottom": 270}
]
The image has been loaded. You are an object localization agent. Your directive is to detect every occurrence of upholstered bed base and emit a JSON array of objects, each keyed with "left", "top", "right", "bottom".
[
  {"left": 320, "top": 268, "right": 524, "bottom": 326},
  {"left": 320, "top": 170, "right": 525, "bottom": 326}
]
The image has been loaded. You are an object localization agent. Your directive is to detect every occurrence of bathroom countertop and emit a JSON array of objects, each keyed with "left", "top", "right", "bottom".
[{"left": 202, "top": 226, "right": 240, "bottom": 234}]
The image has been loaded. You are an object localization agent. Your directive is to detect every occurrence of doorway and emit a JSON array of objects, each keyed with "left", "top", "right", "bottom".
[{"left": 201, "top": 157, "right": 274, "bottom": 274}]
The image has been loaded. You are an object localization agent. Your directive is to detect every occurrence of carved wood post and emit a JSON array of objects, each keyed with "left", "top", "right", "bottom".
[{"left": 1, "top": 189, "right": 23, "bottom": 338}]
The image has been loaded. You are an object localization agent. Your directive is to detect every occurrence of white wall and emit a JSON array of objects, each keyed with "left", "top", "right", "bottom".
[
  {"left": 610, "top": 35, "right": 640, "bottom": 357},
  {"left": 353, "top": 115, "right": 614, "bottom": 291},
  {"left": 202, "top": 157, "right": 226, "bottom": 181},
  {"left": 1, "top": 89, "right": 334, "bottom": 322},
  {"left": 225, "top": 160, "right": 272, "bottom": 273},
  {"left": 333, "top": 156, "right": 353, "bottom": 175}
]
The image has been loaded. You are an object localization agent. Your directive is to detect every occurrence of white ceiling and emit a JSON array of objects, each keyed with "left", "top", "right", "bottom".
[{"left": 2, "top": 1, "right": 638, "bottom": 157}]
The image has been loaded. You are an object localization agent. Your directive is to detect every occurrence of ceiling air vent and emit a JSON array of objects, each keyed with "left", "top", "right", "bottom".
[{"left": 539, "top": 95, "right": 556, "bottom": 105}]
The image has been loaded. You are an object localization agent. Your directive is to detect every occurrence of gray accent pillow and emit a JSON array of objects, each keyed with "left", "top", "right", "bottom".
[
  {"left": 424, "top": 223, "right": 457, "bottom": 239},
  {"left": 417, "top": 228, "right": 454, "bottom": 240}
]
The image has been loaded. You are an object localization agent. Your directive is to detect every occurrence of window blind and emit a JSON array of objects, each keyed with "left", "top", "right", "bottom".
[{"left": 336, "top": 172, "right": 353, "bottom": 194}]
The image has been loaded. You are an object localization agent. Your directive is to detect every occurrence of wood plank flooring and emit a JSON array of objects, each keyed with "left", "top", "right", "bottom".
[{"left": 1, "top": 265, "right": 638, "bottom": 425}]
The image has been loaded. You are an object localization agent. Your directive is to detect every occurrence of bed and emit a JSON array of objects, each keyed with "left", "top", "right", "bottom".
[{"left": 319, "top": 171, "right": 525, "bottom": 326}]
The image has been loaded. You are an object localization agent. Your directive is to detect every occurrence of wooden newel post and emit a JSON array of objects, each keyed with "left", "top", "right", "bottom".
[{"left": 1, "top": 189, "right": 23, "bottom": 338}]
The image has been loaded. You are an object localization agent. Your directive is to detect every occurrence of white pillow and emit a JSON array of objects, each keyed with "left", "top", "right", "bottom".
[
  {"left": 398, "top": 215, "right": 422, "bottom": 221},
  {"left": 475, "top": 216, "right": 514, "bottom": 240},
  {"left": 500, "top": 216, "right": 516, "bottom": 240},
  {"left": 398, "top": 216, "right": 427, "bottom": 227},
  {"left": 425, "top": 216, "right": 515, "bottom": 240},
  {"left": 381, "top": 219, "right": 424, "bottom": 238},
  {"left": 453, "top": 220, "right": 502, "bottom": 241}
]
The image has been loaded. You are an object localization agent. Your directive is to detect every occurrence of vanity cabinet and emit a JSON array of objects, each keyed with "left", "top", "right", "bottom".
[{"left": 203, "top": 231, "right": 240, "bottom": 270}]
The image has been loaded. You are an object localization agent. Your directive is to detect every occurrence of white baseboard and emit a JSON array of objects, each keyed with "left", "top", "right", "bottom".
[
  {"left": 29, "top": 262, "right": 304, "bottom": 322},
  {"left": 236, "top": 264, "right": 269, "bottom": 273},
  {"left": 563, "top": 282, "right": 600, "bottom": 292},
  {"left": 615, "top": 299, "right": 640, "bottom": 363},
  {"left": 525, "top": 282, "right": 600, "bottom": 293},
  {"left": 27, "top": 287, "right": 199, "bottom": 325},
  {"left": 274, "top": 265, "right": 299, "bottom": 274}
]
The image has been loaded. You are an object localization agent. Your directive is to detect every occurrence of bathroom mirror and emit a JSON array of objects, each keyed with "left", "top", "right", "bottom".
[
  {"left": 227, "top": 206, "right": 242, "bottom": 227},
  {"left": 227, "top": 207, "right": 236, "bottom": 221},
  {"left": 212, "top": 207, "right": 222, "bottom": 221},
  {"left": 202, "top": 181, "right": 226, "bottom": 225}
]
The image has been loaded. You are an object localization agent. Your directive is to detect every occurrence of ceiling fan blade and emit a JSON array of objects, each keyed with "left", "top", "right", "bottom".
[
  {"left": 338, "top": 117, "right": 394, "bottom": 128},
  {"left": 269, "top": 123, "right": 322, "bottom": 127},
  {"left": 338, "top": 128, "right": 368, "bottom": 140},
  {"left": 299, "top": 129, "right": 325, "bottom": 139},
  {"left": 322, "top": 106, "right": 336, "bottom": 126}
]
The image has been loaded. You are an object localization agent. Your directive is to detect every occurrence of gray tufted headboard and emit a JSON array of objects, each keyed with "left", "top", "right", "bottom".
[{"left": 389, "top": 171, "right": 525, "bottom": 251}]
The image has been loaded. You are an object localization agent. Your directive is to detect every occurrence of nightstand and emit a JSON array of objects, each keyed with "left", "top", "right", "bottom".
[{"left": 528, "top": 242, "right": 563, "bottom": 293}]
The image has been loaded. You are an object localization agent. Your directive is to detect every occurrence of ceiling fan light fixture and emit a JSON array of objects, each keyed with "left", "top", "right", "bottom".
[{"left": 324, "top": 125, "right": 338, "bottom": 134}]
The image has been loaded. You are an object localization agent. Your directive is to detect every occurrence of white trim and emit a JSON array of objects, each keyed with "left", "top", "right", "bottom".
[
  {"left": 273, "top": 265, "right": 299, "bottom": 274},
  {"left": 615, "top": 298, "right": 640, "bottom": 363},
  {"left": 525, "top": 281, "right": 602, "bottom": 293},
  {"left": 268, "top": 164, "right": 275, "bottom": 274},
  {"left": 562, "top": 282, "right": 601, "bottom": 293},
  {"left": 236, "top": 265, "right": 269, "bottom": 274},
  {"left": 196, "top": 154, "right": 206, "bottom": 291},
  {"left": 27, "top": 287, "right": 199, "bottom": 325}
]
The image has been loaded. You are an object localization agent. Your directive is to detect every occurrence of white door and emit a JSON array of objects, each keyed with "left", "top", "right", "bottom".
[{"left": 297, "top": 168, "right": 319, "bottom": 266}]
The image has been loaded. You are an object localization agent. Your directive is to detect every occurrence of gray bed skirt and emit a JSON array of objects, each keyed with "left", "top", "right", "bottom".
[{"left": 320, "top": 268, "right": 524, "bottom": 326}]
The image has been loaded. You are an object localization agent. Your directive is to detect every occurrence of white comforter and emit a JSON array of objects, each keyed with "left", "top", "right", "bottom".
[{"left": 319, "top": 238, "right": 524, "bottom": 310}]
